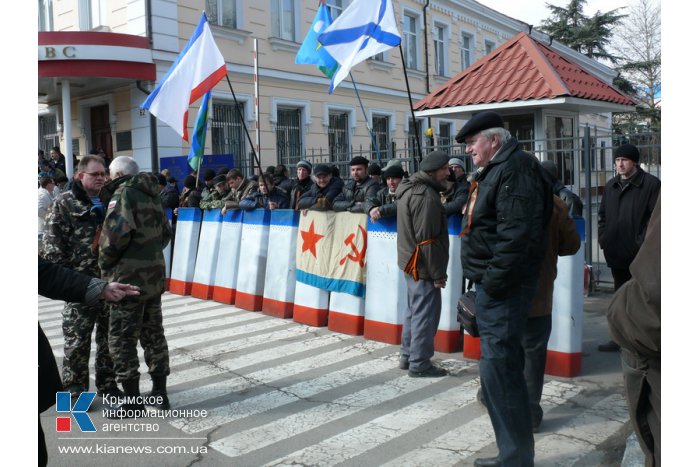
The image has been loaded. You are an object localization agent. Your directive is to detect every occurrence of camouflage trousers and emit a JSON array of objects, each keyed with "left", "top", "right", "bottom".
[
  {"left": 107, "top": 296, "right": 170, "bottom": 384},
  {"left": 61, "top": 302, "right": 116, "bottom": 395}
]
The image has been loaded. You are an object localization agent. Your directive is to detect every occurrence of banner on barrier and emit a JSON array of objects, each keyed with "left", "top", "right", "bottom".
[{"left": 296, "top": 211, "right": 368, "bottom": 297}]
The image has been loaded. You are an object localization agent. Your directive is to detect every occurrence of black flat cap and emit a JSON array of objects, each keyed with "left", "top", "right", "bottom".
[
  {"left": 614, "top": 144, "right": 640, "bottom": 163},
  {"left": 203, "top": 169, "right": 216, "bottom": 181},
  {"left": 420, "top": 150, "right": 450, "bottom": 172},
  {"left": 383, "top": 164, "right": 404, "bottom": 179},
  {"left": 349, "top": 156, "right": 369, "bottom": 166},
  {"left": 313, "top": 164, "right": 332, "bottom": 176},
  {"left": 368, "top": 163, "right": 382, "bottom": 175},
  {"left": 455, "top": 111, "right": 504, "bottom": 143},
  {"left": 212, "top": 174, "right": 227, "bottom": 185}
]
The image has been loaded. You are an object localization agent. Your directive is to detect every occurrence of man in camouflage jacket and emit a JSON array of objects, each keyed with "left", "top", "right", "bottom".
[
  {"left": 198, "top": 174, "right": 231, "bottom": 210},
  {"left": 42, "top": 155, "right": 120, "bottom": 400},
  {"left": 221, "top": 169, "right": 258, "bottom": 213},
  {"left": 99, "top": 156, "right": 173, "bottom": 416}
]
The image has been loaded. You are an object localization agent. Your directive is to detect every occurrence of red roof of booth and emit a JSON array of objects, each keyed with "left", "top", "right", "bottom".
[{"left": 414, "top": 32, "right": 636, "bottom": 111}]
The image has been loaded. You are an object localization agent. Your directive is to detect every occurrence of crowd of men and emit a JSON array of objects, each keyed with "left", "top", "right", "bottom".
[{"left": 38, "top": 110, "right": 660, "bottom": 467}]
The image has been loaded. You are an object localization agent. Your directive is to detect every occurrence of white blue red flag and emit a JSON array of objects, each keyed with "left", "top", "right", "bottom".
[
  {"left": 317, "top": 0, "right": 401, "bottom": 93},
  {"left": 141, "top": 12, "right": 226, "bottom": 141}
]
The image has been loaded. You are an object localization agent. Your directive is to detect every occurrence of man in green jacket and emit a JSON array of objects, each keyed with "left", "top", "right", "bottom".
[{"left": 99, "top": 156, "right": 173, "bottom": 417}]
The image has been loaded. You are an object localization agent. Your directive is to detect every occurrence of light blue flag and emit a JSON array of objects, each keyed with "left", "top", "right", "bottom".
[
  {"left": 295, "top": 5, "right": 338, "bottom": 79},
  {"left": 187, "top": 90, "right": 211, "bottom": 172}
]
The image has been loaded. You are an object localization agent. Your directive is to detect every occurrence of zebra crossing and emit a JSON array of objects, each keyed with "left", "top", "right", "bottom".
[{"left": 40, "top": 292, "right": 630, "bottom": 466}]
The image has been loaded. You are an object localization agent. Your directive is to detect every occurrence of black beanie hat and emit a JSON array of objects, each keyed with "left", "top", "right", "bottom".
[
  {"left": 368, "top": 163, "right": 382, "bottom": 176},
  {"left": 614, "top": 144, "right": 640, "bottom": 163},
  {"left": 203, "top": 169, "right": 216, "bottom": 181},
  {"left": 383, "top": 164, "right": 404, "bottom": 179},
  {"left": 184, "top": 175, "right": 197, "bottom": 189}
]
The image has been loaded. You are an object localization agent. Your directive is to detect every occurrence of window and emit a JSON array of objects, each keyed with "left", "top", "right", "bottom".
[
  {"left": 326, "top": 0, "right": 344, "bottom": 20},
  {"left": 38, "top": 0, "right": 53, "bottom": 31},
  {"left": 206, "top": 0, "right": 237, "bottom": 29},
  {"left": 212, "top": 102, "right": 248, "bottom": 173},
  {"left": 485, "top": 39, "right": 495, "bottom": 55},
  {"left": 460, "top": 33, "right": 472, "bottom": 70},
  {"left": 271, "top": 0, "right": 295, "bottom": 41},
  {"left": 433, "top": 24, "right": 446, "bottom": 76},
  {"left": 276, "top": 108, "right": 302, "bottom": 167},
  {"left": 38, "top": 114, "right": 60, "bottom": 155},
  {"left": 328, "top": 112, "right": 349, "bottom": 163},
  {"left": 372, "top": 115, "right": 391, "bottom": 160},
  {"left": 438, "top": 122, "right": 451, "bottom": 150},
  {"left": 403, "top": 13, "right": 418, "bottom": 70},
  {"left": 545, "top": 115, "right": 575, "bottom": 185}
]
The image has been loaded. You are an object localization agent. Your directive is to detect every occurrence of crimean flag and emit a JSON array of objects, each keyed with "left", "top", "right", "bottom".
[
  {"left": 296, "top": 210, "right": 368, "bottom": 297},
  {"left": 140, "top": 12, "right": 226, "bottom": 141},
  {"left": 317, "top": 0, "right": 401, "bottom": 93},
  {"left": 295, "top": 4, "right": 339, "bottom": 79},
  {"left": 187, "top": 90, "right": 211, "bottom": 171}
]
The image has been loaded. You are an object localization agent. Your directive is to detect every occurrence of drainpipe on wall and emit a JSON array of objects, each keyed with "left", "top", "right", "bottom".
[{"left": 423, "top": 0, "right": 432, "bottom": 148}]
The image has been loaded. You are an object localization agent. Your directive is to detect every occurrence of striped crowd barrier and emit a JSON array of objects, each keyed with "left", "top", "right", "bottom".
[
  {"left": 435, "top": 215, "right": 464, "bottom": 353},
  {"left": 163, "top": 208, "right": 173, "bottom": 290},
  {"left": 292, "top": 281, "right": 330, "bottom": 327},
  {"left": 169, "top": 207, "right": 202, "bottom": 296},
  {"left": 191, "top": 209, "right": 224, "bottom": 300},
  {"left": 363, "top": 217, "right": 406, "bottom": 345},
  {"left": 234, "top": 209, "right": 271, "bottom": 311},
  {"left": 328, "top": 291, "right": 364, "bottom": 335},
  {"left": 212, "top": 210, "right": 244, "bottom": 304},
  {"left": 262, "top": 210, "right": 300, "bottom": 318}
]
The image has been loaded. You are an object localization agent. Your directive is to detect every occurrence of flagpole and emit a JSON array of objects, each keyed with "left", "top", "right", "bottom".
[
  {"left": 224, "top": 74, "right": 263, "bottom": 178},
  {"left": 398, "top": 43, "right": 423, "bottom": 164},
  {"left": 348, "top": 71, "right": 380, "bottom": 162}
]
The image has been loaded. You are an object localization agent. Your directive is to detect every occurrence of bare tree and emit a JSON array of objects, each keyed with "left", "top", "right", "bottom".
[{"left": 612, "top": 0, "right": 661, "bottom": 133}]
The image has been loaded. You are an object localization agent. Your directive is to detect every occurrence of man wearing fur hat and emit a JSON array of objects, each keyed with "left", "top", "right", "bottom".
[
  {"left": 332, "top": 156, "right": 381, "bottom": 212},
  {"left": 597, "top": 143, "right": 660, "bottom": 352},
  {"left": 456, "top": 111, "right": 552, "bottom": 467},
  {"left": 396, "top": 150, "right": 450, "bottom": 378}
]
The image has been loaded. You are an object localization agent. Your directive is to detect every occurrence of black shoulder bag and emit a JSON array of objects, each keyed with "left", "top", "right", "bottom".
[{"left": 457, "top": 280, "right": 479, "bottom": 337}]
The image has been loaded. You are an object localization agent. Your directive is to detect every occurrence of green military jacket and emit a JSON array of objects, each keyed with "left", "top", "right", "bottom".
[
  {"left": 98, "top": 173, "right": 172, "bottom": 299},
  {"left": 199, "top": 186, "right": 231, "bottom": 210},
  {"left": 42, "top": 181, "right": 102, "bottom": 276}
]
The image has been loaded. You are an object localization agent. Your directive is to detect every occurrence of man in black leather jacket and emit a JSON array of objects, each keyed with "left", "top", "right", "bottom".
[{"left": 332, "top": 156, "right": 380, "bottom": 213}]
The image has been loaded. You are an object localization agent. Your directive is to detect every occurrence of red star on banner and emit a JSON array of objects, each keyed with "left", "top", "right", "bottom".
[{"left": 300, "top": 220, "right": 324, "bottom": 258}]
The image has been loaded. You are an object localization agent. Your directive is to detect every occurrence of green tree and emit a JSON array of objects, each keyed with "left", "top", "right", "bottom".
[{"left": 540, "top": 0, "right": 626, "bottom": 63}]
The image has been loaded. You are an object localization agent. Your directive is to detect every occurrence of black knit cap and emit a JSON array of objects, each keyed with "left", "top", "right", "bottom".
[
  {"left": 614, "top": 144, "right": 640, "bottom": 163},
  {"left": 455, "top": 111, "right": 504, "bottom": 143},
  {"left": 420, "top": 150, "right": 450, "bottom": 172},
  {"left": 368, "top": 163, "right": 382, "bottom": 175},
  {"left": 184, "top": 175, "right": 197, "bottom": 189},
  {"left": 203, "top": 169, "right": 216, "bottom": 181},
  {"left": 349, "top": 156, "right": 369, "bottom": 166},
  {"left": 313, "top": 164, "right": 332, "bottom": 176},
  {"left": 383, "top": 164, "right": 404, "bottom": 179},
  {"left": 212, "top": 174, "right": 227, "bottom": 185}
]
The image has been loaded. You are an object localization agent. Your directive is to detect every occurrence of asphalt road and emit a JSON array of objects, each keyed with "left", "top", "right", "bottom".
[{"left": 39, "top": 289, "right": 635, "bottom": 467}]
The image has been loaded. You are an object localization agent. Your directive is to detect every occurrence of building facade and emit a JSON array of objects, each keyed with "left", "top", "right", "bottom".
[{"left": 38, "top": 0, "right": 621, "bottom": 176}]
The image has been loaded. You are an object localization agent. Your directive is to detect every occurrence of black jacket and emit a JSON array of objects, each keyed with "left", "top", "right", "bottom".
[
  {"left": 553, "top": 180, "right": 583, "bottom": 217},
  {"left": 239, "top": 186, "right": 291, "bottom": 210},
  {"left": 364, "top": 186, "right": 398, "bottom": 218},
  {"left": 38, "top": 257, "right": 93, "bottom": 413},
  {"left": 460, "top": 137, "right": 552, "bottom": 298},
  {"left": 160, "top": 184, "right": 180, "bottom": 210},
  {"left": 332, "top": 176, "right": 381, "bottom": 212},
  {"left": 598, "top": 168, "right": 660, "bottom": 269},
  {"left": 442, "top": 180, "right": 469, "bottom": 216},
  {"left": 289, "top": 177, "right": 314, "bottom": 210},
  {"left": 297, "top": 176, "right": 344, "bottom": 210}
]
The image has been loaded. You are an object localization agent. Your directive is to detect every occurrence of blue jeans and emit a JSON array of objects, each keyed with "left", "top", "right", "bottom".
[{"left": 476, "top": 281, "right": 537, "bottom": 467}]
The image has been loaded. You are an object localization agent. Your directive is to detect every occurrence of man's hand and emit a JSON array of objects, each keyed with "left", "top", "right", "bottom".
[
  {"left": 221, "top": 206, "right": 228, "bottom": 215},
  {"left": 269, "top": 201, "right": 279, "bottom": 210},
  {"left": 433, "top": 278, "right": 447, "bottom": 289},
  {"left": 101, "top": 283, "right": 141, "bottom": 302},
  {"left": 369, "top": 207, "right": 381, "bottom": 222}
]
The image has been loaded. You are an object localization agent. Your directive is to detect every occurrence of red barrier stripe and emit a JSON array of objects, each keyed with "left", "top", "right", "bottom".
[
  {"left": 434, "top": 330, "right": 462, "bottom": 353},
  {"left": 328, "top": 312, "right": 364, "bottom": 336},
  {"left": 191, "top": 283, "right": 214, "bottom": 300},
  {"left": 544, "top": 350, "right": 582, "bottom": 378},
  {"left": 168, "top": 279, "right": 192, "bottom": 296},
  {"left": 462, "top": 334, "right": 481, "bottom": 360},
  {"left": 363, "top": 319, "right": 402, "bottom": 345},
  {"left": 234, "top": 291, "right": 263, "bottom": 312},
  {"left": 293, "top": 304, "right": 328, "bottom": 327},
  {"left": 212, "top": 286, "right": 236, "bottom": 305},
  {"left": 262, "top": 297, "right": 294, "bottom": 319}
]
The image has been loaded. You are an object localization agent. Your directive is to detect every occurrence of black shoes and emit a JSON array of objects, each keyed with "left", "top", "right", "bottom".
[
  {"left": 408, "top": 365, "right": 447, "bottom": 378},
  {"left": 474, "top": 456, "right": 501, "bottom": 467},
  {"left": 598, "top": 340, "right": 621, "bottom": 352},
  {"left": 105, "top": 378, "right": 146, "bottom": 419},
  {"left": 146, "top": 375, "right": 171, "bottom": 410},
  {"left": 398, "top": 356, "right": 409, "bottom": 370}
]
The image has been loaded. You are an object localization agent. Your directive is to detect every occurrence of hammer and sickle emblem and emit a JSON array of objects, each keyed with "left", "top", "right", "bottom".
[{"left": 340, "top": 225, "right": 368, "bottom": 267}]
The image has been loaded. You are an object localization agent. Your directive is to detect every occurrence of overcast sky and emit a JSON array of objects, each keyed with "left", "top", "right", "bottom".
[{"left": 476, "top": 0, "right": 659, "bottom": 27}]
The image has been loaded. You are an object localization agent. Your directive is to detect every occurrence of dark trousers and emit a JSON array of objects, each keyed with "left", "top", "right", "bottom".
[
  {"left": 400, "top": 274, "right": 441, "bottom": 372},
  {"left": 522, "top": 314, "right": 552, "bottom": 426},
  {"left": 611, "top": 267, "right": 632, "bottom": 291},
  {"left": 621, "top": 349, "right": 661, "bottom": 467},
  {"left": 476, "top": 281, "right": 537, "bottom": 467},
  {"left": 39, "top": 417, "right": 47, "bottom": 466}
]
